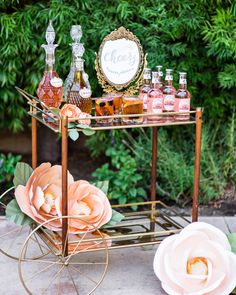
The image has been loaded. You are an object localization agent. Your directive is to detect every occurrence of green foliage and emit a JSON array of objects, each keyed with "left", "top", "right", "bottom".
[
  {"left": 13, "top": 162, "right": 33, "bottom": 187},
  {"left": 5, "top": 199, "right": 34, "bottom": 226},
  {"left": 89, "top": 114, "right": 236, "bottom": 205},
  {"left": 92, "top": 144, "right": 146, "bottom": 209},
  {"left": 0, "top": 0, "right": 236, "bottom": 131},
  {"left": 0, "top": 153, "right": 22, "bottom": 186}
]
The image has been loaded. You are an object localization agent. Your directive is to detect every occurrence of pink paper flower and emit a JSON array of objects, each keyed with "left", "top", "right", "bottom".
[
  {"left": 154, "top": 222, "right": 236, "bottom": 295},
  {"left": 60, "top": 104, "right": 82, "bottom": 121},
  {"left": 15, "top": 163, "right": 74, "bottom": 231},
  {"left": 67, "top": 180, "right": 112, "bottom": 233},
  {"left": 78, "top": 112, "right": 91, "bottom": 126}
]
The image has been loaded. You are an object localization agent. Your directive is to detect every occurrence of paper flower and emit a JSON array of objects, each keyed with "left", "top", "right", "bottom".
[
  {"left": 78, "top": 112, "right": 91, "bottom": 126},
  {"left": 154, "top": 222, "right": 236, "bottom": 295},
  {"left": 60, "top": 103, "right": 82, "bottom": 121},
  {"left": 67, "top": 180, "right": 112, "bottom": 233},
  {"left": 15, "top": 163, "right": 74, "bottom": 231}
]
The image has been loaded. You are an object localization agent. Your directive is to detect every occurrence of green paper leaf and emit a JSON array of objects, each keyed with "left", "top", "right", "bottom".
[
  {"left": 68, "top": 122, "right": 76, "bottom": 129},
  {"left": 69, "top": 130, "right": 79, "bottom": 141},
  {"left": 13, "top": 162, "right": 33, "bottom": 187},
  {"left": 5, "top": 199, "right": 34, "bottom": 226},
  {"left": 94, "top": 180, "right": 109, "bottom": 195},
  {"left": 82, "top": 129, "right": 96, "bottom": 136},
  {"left": 102, "top": 209, "right": 124, "bottom": 228},
  {"left": 228, "top": 233, "right": 236, "bottom": 254},
  {"left": 76, "top": 124, "right": 91, "bottom": 129}
]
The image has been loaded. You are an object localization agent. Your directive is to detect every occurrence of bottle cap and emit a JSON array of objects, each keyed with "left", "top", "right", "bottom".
[{"left": 70, "top": 25, "right": 82, "bottom": 43}]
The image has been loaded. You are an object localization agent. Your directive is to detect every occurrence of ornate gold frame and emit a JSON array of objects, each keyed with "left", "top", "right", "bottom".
[{"left": 95, "top": 27, "right": 145, "bottom": 95}]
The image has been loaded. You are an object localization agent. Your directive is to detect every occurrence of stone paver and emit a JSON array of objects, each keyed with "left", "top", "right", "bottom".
[{"left": 0, "top": 216, "right": 235, "bottom": 295}]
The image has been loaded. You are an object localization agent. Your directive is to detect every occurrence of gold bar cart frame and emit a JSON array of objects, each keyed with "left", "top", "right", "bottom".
[{"left": 16, "top": 87, "right": 202, "bottom": 257}]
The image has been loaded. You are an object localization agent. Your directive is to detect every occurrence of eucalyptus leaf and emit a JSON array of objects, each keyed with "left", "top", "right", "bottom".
[
  {"left": 69, "top": 130, "right": 79, "bottom": 141},
  {"left": 93, "top": 180, "right": 109, "bottom": 195},
  {"left": 82, "top": 129, "right": 96, "bottom": 136},
  {"left": 76, "top": 124, "right": 91, "bottom": 129},
  {"left": 5, "top": 199, "right": 34, "bottom": 226},
  {"left": 13, "top": 162, "right": 33, "bottom": 187},
  {"left": 68, "top": 122, "right": 76, "bottom": 129},
  {"left": 228, "top": 233, "right": 236, "bottom": 254},
  {"left": 102, "top": 209, "right": 124, "bottom": 228}
]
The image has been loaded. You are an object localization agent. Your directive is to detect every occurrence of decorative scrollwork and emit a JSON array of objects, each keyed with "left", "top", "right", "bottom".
[{"left": 95, "top": 27, "right": 145, "bottom": 95}]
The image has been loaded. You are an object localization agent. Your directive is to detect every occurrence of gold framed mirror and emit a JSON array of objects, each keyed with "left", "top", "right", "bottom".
[{"left": 95, "top": 27, "right": 145, "bottom": 94}]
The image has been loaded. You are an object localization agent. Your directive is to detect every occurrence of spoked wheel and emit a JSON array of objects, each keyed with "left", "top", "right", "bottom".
[
  {"left": 0, "top": 187, "right": 50, "bottom": 260},
  {"left": 18, "top": 216, "right": 109, "bottom": 295}
]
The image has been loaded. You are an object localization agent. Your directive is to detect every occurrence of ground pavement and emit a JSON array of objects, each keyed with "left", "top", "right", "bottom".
[{"left": 0, "top": 216, "right": 235, "bottom": 295}]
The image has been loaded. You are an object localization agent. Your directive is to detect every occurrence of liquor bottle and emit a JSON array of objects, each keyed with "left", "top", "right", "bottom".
[
  {"left": 139, "top": 68, "right": 152, "bottom": 112},
  {"left": 64, "top": 25, "right": 91, "bottom": 98},
  {"left": 37, "top": 21, "right": 63, "bottom": 109},
  {"left": 162, "top": 69, "right": 176, "bottom": 119},
  {"left": 67, "top": 57, "right": 92, "bottom": 114},
  {"left": 175, "top": 72, "right": 190, "bottom": 120},
  {"left": 147, "top": 72, "right": 163, "bottom": 121},
  {"left": 155, "top": 65, "right": 164, "bottom": 89}
]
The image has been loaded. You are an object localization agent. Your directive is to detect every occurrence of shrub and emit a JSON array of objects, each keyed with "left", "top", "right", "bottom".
[{"left": 0, "top": 153, "right": 22, "bottom": 187}]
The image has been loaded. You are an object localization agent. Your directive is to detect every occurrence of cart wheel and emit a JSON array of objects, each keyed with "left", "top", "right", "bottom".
[
  {"left": 0, "top": 187, "right": 49, "bottom": 260},
  {"left": 18, "top": 216, "right": 109, "bottom": 295}
]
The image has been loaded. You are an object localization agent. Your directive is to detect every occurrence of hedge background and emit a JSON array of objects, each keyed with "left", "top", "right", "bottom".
[{"left": 0, "top": 0, "right": 235, "bottom": 205}]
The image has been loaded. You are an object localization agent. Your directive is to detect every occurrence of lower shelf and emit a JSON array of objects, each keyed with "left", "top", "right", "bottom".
[{"left": 36, "top": 201, "right": 190, "bottom": 255}]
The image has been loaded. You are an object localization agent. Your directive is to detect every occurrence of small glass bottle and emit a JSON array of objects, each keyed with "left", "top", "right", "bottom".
[
  {"left": 162, "top": 69, "right": 176, "bottom": 119},
  {"left": 37, "top": 21, "right": 63, "bottom": 109},
  {"left": 155, "top": 65, "right": 164, "bottom": 89},
  {"left": 147, "top": 72, "right": 163, "bottom": 121},
  {"left": 139, "top": 68, "right": 152, "bottom": 112},
  {"left": 175, "top": 72, "right": 190, "bottom": 120},
  {"left": 67, "top": 57, "right": 92, "bottom": 114}
]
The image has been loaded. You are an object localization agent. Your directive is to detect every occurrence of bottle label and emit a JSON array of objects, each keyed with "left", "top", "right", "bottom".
[
  {"left": 151, "top": 98, "right": 163, "bottom": 114},
  {"left": 179, "top": 78, "right": 187, "bottom": 84},
  {"left": 50, "top": 77, "right": 63, "bottom": 88},
  {"left": 152, "top": 77, "right": 159, "bottom": 84},
  {"left": 163, "top": 95, "right": 175, "bottom": 111},
  {"left": 144, "top": 74, "right": 151, "bottom": 79},
  {"left": 165, "top": 75, "right": 173, "bottom": 81},
  {"left": 175, "top": 98, "right": 190, "bottom": 112},
  {"left": 139, "top": 93, "right": 148, "bottom": 109},
  {"left": 79, "top": 87, "right": 92, "bottom": 99}
]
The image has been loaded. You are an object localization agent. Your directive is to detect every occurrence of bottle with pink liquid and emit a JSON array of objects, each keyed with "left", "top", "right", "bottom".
[
  {"left": 147, "top": 72, "right": 163, "bottom": 121},
  {"left": 162, "top": 69, "right": 176, "bottom": 120},
  {"left": 175, "top": 72, "right": 190, "bottom": 120},
  {"left": 139, "top": 68, "right": 151, "bottom": 112}
]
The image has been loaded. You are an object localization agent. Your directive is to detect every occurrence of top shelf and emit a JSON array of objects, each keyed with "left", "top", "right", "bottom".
[{"left": 16, "top": 87, "right": 200, "bottom": 133}]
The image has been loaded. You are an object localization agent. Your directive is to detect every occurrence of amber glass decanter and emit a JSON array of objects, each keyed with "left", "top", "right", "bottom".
[
  {"left": 37, "top": 21, "right": 63, "bottom": 109},
  {"left": 67, "top": 58, "right": 92, "bottom": 114},
  {"left": 64, "top": 25, "right": 91, "bottom": 98}
]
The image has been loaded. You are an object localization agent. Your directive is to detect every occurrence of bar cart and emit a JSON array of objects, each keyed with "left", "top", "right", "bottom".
[
  {"left": 2, "top": 85, "right": 201, "bottom": 295},
  {"left": 0, "top": 26, "right": 202, "bottom": 294}
]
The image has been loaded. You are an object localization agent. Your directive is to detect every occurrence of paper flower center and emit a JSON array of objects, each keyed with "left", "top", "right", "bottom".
[
  {"left": 77, "top": 201, "right": 91, "bottom": 215},
  {"left": 187, "top": 257, "right": 208, "bottom": 275},
  {"left": 44, "top": 192, "right": 56, "bottom": 208}
]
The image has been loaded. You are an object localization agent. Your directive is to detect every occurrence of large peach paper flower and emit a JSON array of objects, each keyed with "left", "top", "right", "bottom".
[
  {"left": 15, "top": 163, "right": 74, "bottom": 231},
  {"left": 154, "top": 222, "right": 236, "bottom": 295},
  {"left": 67, "top": 180, "right": 112, "bottom": 233}
]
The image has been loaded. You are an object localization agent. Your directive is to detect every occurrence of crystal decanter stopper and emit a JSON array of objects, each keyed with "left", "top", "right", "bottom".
[
  {"left": 37, "top": 20, "right": 63, "bottom": 109},
  {"left": 64, "top": 25, "right": 91, "bottom": 99}
]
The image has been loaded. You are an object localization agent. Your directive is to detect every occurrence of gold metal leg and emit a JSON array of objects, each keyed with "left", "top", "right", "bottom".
[
  {"left": 192, "top": 108, "right": 203, "bottom": 222},
  {"left": 61, "top": 117, "right": 68, "bottom": 257},
  {"left": 32, "top": 117, "right": 37, "bottom": 169},
  {"left": 150, "top": 126, "right": 158, "bottom": 231}
]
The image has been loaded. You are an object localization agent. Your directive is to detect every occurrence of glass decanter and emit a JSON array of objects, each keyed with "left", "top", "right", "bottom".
[
  {"left": 64, "top": 25, "right": 91, "bottom": 98},
  {"left": 37, "top": 21, "right": 63, "bottom": 108},
  {"left": 67, "top": 57, "right": 92, "bottom": 114}
]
